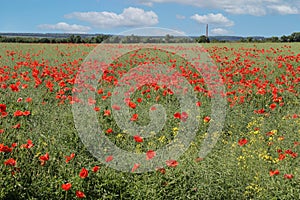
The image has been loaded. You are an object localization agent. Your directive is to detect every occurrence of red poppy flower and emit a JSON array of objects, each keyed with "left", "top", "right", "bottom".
[
  {"left": 93, "top": 166, "right": 100, "bottom": 173},
  {"left": 196, "top": 101, "right": 201, "bottom": 107},
  {"left": 133, "top": 135, "right": 143, "bottom": 143},
  {"left": 12, "top": 123, "right": 21, "bottom": 129},
  {"left": 10, "top": 84, "right": 19, "bottom": 92},
  {"left": 166, "top": 159, "right": 178, "bottom": 168},
  {"left": 112, "top": 104, "right": 121, "bottom": 110},
  {"left": 79, "top": 167, "right": 88, "bottom": 179},
  {"left": 292, "top": 114, "right": 298, "bottom": 119},
  {"left": 285, "top": 149, "right": 293, "bottom": 155},
  {"left": 105, "top": 155, "right": 113, "bottom": 162},
  {"left": 65, "top": 153, "right": 75, "bottom": 163},
  {"left": 0, "top": 144, "right": 12, "bottom": 153},
  {"left": 106, "top": 128, "right": 113, "bottom": 134},
  {"left": 254, "top": 109, "right": 265, "bottom": 114},
  {"left": 94, "top": 107, "right": 100, "bottom": 112},
  {"left": 269, "top": 103, "right": 276, "bottom": 110},
  {"left": 14, "top": 110, "right": 23, "bottom": 117},
  {"left": 4, "top": 158, "right": 16, "bottom": 166},
  {"left": 284, "top": 174, "right": 293, "bottom": 179},
  {"left": 238, "top": 138, "right": 248, "bottom": 146},
  {"left": 0, "top": 129, "right": 4, "bottom": 134},
  {"left": 23, "top": 111, "right": 30, "bottom": 116},
  {"left": 130, "top": 113, "right": 138, "bottom": 121},
  {"left": 291, "top": 152, "right": 298, "bottom": 158},
  {"left": 21, "top": 139, "right": 34, "bottom": 149},
  {"left": 103, "top": 110, "right": 111, "bottom": 116},
  {"left": 76, "top": 190, "right": 85, "bottom": 198},
  {"left": 156, "top": 167, "right": 166, "bottom": 174},
  {"left": 146, "top": 150, "right": 156, "bottom": 160},
  {"left": 203, "top": 116, "right": 210, "bottom": 123},
  {"left": 0, "top": 104, "right": 6, "bottom": 113},
  {"left": 174, "top": 112, "right": 181, "bottom": 119},
  {"left": 278, "top": 154, "right": 286, "bottom": 161},
  {"left": 128, "top": 101, "right": 136, "bottom": 109},
  {"left": 61, "top": 183, "right": 72, "bottom": 191},
  {"left": 11, "top": 143, "right": 17, "bottom": 148},
  {"left": 1, "top": 112, "right": 8, "bottom": 118},
  {"left": 97, "top": 89, "right": 103, "bottom": 94},
  {"left": 131, "top": 163, "right": 140, "bottom": 172},
  {"left": 40, "top": 153, "right": 49, "bottom": 161},
  {"left": 269, "top": 169, "right": 280, "bottom": 176},
  {"left": 40, "top": 153, "right": 49, "bottom": 166},
  {"left": 25, "top": 97, "right": 32, "bottom": 102},
  {"left": 181, "top": 112, "right": 188, "bottom": 122}
]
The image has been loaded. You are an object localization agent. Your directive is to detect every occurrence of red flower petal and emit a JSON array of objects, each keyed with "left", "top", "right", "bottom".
[
  {"left": 238, "top": 138, "right": 248, "bottom": 146},
  {"left": 166, "top": 159, "right": 178, "bottom": 168},
  {"left": 76, "top": 190, "right": 86, "bottom": 198},
  {"left": 133, "top": 135, "right": 143, "bottom": 143},
  {"left": 269, "top": 169, "right": 280, "bottom": 176},
  {"left": 79, "top": 167, "right": 88, "bottom": 179},
  {"left": 4, "top": 158, "right": 16, "bottom": 166},
  {"left": 105, "top": 155, "right": 113, "bottom": 162},
  {"left": 146, "top": 150, "right": 156, "bottom": 160},
  {"left": 61, "top": 183, "right": 72, "bottom": 191},
  {"left": 131, "top": 163, "right": 140, "bottom": 172},
  {"left": 284, "top": 174, "right": 293, "bottom": 179},
  {"left": 93, "top": 166, "right": 100, "bottom": 172}
]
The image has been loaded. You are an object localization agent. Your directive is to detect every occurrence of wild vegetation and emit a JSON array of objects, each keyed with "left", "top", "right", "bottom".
[{"left": 0, "top": 43, "right": 299, "bottom": 199}]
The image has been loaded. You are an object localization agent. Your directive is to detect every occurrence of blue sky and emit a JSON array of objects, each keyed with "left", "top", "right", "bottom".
[{"left": 1, "top": 0, "right": 300, "bottom": 37}]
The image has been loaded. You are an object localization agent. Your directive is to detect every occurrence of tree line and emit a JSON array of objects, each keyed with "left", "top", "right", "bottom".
[
  {"left": 0, "top": 34, "right": 110, "bottom": 43},
  {"left": 196, "top": 32, "right": 300, "bottom": 43},
  {"left": 1, "top": 32, "right": 300, "bottom": 43}
]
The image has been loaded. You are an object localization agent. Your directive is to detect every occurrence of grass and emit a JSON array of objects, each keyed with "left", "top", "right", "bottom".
[{"left": 0, "top": 42, "right": 300, "bottom": 199}]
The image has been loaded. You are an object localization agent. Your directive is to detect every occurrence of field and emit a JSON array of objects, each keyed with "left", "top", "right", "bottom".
[{"left": 0, "top": 42, "right": 300, "bottom": 199}]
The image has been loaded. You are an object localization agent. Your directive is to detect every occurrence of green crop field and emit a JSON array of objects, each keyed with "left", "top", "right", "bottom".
[{"left": 0, "top": 42, "right": 300, "bottom": 199}]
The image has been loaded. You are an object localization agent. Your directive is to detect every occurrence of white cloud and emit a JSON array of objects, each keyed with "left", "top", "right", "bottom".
[
  {"left": 137, "top": 0, "right": 300, "bottom": 16},
  {"left": 191, "top": 13, "right": 234, "bottom": 27},
  {"left": 65, "top": 7, "right": 159, "bottom": 28},
  {"left": 176, "top": 14, "right": 186, "bottom": 19},
  {"left": 211, "top": 28, "right": 231, "bottom": 35},
  {"left": 223, "top": 4, "right": 268, "bottom": 16},
  {"left": 136, "top": 0, "right": 154, "bottom": 7},
  {"left": 268, "top": 5, "right": 299, "bottom": 14},
  {"left": 38, "top": 22, "right": 91, "bottom": 33},
  {"left": 119, "top": 27, "right": 186, "bottom": 36}
]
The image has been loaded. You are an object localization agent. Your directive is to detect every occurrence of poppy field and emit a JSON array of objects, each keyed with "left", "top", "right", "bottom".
[{"left": 0, "top": 42, "right": 300, "bottom": 199}]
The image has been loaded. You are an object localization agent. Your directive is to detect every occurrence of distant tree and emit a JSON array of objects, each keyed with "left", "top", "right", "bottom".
[
  {"left": 165, "top": 34, "right": 174, "bottom": 43},
  {"left": 75, "top": 35, "right": 82, "bottom": 43},
  {"left": 39, "top": 38, "right": 50, "bottom": 43},
  {"left": 246, "top": 37, "right": 253, "bottom": 43},
  {"left": 113, "top": 36, "right": 121, "bottom": 43},
  {"left": 290, "top": 32, "right": 300, "bottom": 42},
  {"left": 280, "top": 35, "right": 289, "bottom": 42},
  {"left": 50, "top": 38, "right": 57, "bottom": 43},
  {"left": 68, "top": 35, "right": 75, "bottom": 43},
  {"left": 95, "top": 35, "right": 104, "bottom": 43},
  {"left": 239, "top": 38, "right": 247, "bottom": 42},
  {"left": 196, "top": 35, "right": 210, "bottom": 43},
  {"left": 270, "top": 36, "right": 279, "bottom": 43}
]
